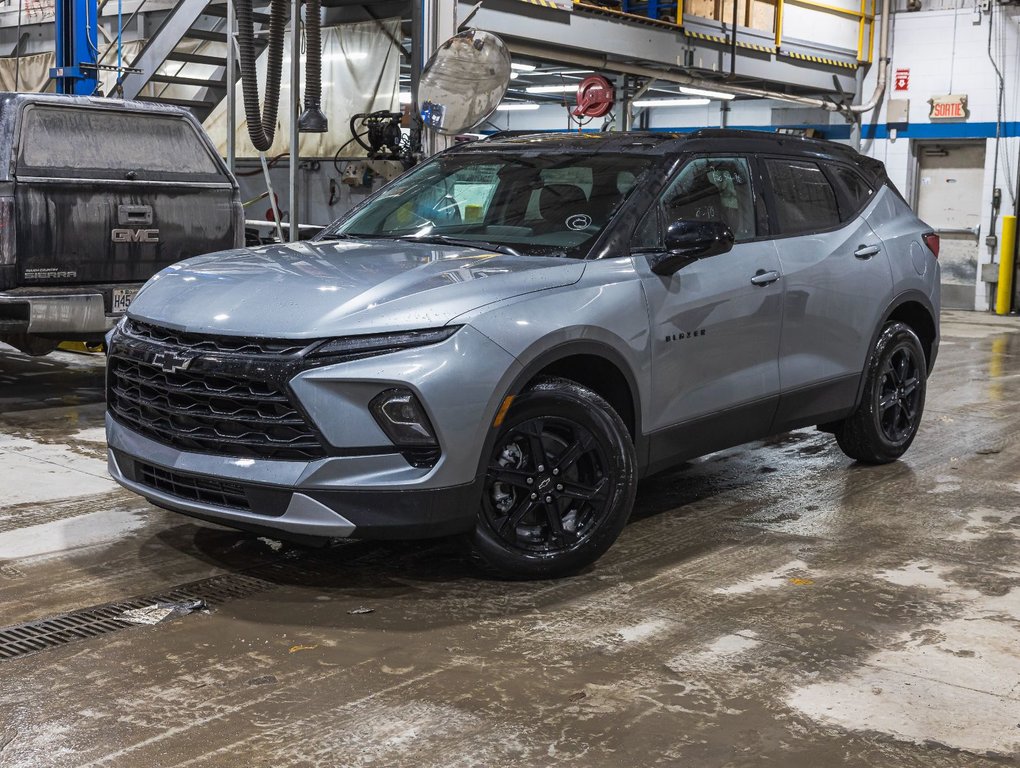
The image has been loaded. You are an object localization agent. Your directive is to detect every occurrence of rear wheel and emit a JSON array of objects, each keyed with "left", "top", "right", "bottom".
[
  {"left": 835, "top": 322, "right": 926, "bottom": 463},
  {"left": 468, "top": 377, "right": 636, "bottom": 579}
]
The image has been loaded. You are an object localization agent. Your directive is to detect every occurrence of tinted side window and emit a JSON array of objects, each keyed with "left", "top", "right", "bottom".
[
  {"left": 765, "top": 159, "right": 840, "bottom": 234},
  {"left": 830, "top": 165, "right": 874, "bottom": 219},
  {"left": 632, "top": 156, "right": 756, "bottom": 249},
  {"left": 18, "top": 106, "right": 222, "bottom": 179}
]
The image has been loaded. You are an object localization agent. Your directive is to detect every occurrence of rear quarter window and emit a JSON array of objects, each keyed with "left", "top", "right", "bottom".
[
  {"left": 17, "top": 106, "right": 224, "bottom": 181},
  {"left": 764, "top": 159, "right": 841, "bottom": 234},
  {"left": 829, "top": 164, "right": 875, "bottom": 219}
]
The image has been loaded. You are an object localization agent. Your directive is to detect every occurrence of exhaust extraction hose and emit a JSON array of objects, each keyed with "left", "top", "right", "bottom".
[
  {"left": 304, "top": 0, "right": 322, "bottom": 114},
  {"left": 236, "top": 0, "right": 289, "bottom": 151}
]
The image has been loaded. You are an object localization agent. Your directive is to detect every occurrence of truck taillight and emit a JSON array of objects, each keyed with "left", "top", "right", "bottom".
[
  {"left": 0, "top": 197, "right": 13, "bottom": 265},
  {"left": 922, "top": 232, "right": 940, "bottom": 258}
]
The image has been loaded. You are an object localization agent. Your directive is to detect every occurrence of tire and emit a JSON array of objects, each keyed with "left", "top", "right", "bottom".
[
  {"left": 468, "top": 376, "right": 637, "bottom": 580},
  {"left": 835, "top": 322, "right": 927, "bottom": 464}
]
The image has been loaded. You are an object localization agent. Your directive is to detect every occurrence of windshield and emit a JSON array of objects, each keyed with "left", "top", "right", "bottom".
[{"left": 325, "top": 151, "right": 654, "bottom": 258}]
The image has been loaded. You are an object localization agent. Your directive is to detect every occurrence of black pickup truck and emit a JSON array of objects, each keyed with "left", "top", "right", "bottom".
[{"left": 0, "top": 93, "right": 243, "bottom": 355}]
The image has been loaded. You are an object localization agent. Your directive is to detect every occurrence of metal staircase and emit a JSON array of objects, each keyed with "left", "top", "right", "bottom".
[{"left": 111, "top": 0, "right": 271, "bottom": 122}]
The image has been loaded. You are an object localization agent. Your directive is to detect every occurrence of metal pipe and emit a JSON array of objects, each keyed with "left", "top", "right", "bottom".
[
  {"left": 624, "top": 77, "right": 655, "bottom": 131},
  {"left": 226, "top": 0, "right": 237, "bottom": 173},
  {"left": 289, "top": 0, "right": 300, "bottom": 242},
  {"left": 730, "top": 0, "right": 738, "bottom": 78},
  {"left": 507, "top": 0, "right": 891, "bottom": 116}
]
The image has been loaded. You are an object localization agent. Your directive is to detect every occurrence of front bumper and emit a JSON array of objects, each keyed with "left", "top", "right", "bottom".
[
  {"left": 0, "top": 286, "right": 129, "bottom": 335},
  {"left": 108, "top": 421, "right": 483, "bottom": 541}
]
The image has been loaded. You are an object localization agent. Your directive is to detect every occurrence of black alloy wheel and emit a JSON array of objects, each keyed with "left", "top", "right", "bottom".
[
  {"left": 835, "top": 321, "right": 927, "bottom": 464},
  {"left": 877, "top": 344, "right": 923, "bottom": 443},
  {"left": 484, "top": 416, "right": 611, "bottom": 553},
  {"left": 468, "top": 377, "right": 636, "bottom": 579}
]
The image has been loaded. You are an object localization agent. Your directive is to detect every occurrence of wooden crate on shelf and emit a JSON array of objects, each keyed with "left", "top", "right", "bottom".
[
  {"left": 746, "top": 0, "right": 776, "bottom": 33},
  {"left": 684, "top": 0, "right": 721, "bottom": 20}
]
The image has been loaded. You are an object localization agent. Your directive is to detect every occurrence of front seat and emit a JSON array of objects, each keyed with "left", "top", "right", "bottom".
[{"left": 535, "top": 184, "right": 591, "bottom": 233}]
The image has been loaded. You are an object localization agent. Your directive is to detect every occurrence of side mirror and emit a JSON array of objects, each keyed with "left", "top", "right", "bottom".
[{"left": 647, "top": 219, "right": 735, "bottom": 276}]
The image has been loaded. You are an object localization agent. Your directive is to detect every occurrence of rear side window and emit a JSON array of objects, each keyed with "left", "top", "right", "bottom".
[
  {"left": 764, "top": 159, "right": 840, "bottom": 234},
  {"left": 830, "top": 164, "right": 875, "bottom": 219},
  {"left": 17, "top": 106, "right": 222, "bottom": 180}
]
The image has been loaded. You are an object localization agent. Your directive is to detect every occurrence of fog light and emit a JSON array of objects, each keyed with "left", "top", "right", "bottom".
[{"left": 369, "top": 388, "right": 437, "bottom": 446}]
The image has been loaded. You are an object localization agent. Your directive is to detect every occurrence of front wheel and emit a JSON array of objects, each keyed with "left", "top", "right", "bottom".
[
  {"left": 468, "top": 377, "right": 637, "bottom": 579},
  {"left": 835, "top": 322, "right": 927, "bottom": 464}
]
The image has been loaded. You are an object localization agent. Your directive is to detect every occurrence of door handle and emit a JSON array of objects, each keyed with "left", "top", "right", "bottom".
[
  {"left": 750, "top": 269, "right": 780, "bottom": 286},
  {"left": 854, "top": 244, "right": 881, "bottom": 259}
]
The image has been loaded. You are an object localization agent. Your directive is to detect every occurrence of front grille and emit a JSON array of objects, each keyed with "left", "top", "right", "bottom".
[
  {"left": 138, "top": 462, "right": 251, "bottom": 510},
  {"left": 125, "top": 319, "right": 312, "bottom": 356},
  {"left": 107, "top": 349, "right": 327, "bottom": 461}
]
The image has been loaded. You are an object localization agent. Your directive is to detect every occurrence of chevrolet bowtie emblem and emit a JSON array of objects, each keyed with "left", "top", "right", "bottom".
[{"left": 153, "top": 350, "right": 196, "bottom": 373}]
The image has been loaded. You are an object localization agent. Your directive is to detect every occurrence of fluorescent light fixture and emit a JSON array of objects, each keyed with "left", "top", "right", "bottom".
[
  {"left": 496, "top": 103, "right": 540, "bottom": 111},
  {"left": 677, "top": 85, "right": 736, "bottom": 100},
  {"left": 399, "top": 92, "right": 412, "bottom": 104},
  {"left": 632, "top": 97, "right": 711, "bottom": 108},
  {"left": 526, "top": 84, "right": 579, "bottom": 94},
  {"left": 510, "top": 71, "right": 519, "bottom": 80},
  {"left": 511, "top": 62, "right": 537, "bottom": 72},
  {"left": 556, "top": 69, "right": 595, "bottom": 75}
]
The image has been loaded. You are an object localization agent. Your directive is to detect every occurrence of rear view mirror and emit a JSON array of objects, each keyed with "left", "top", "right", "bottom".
[{"left": 647, "top": 219, "right": 735, "bottom": 276}]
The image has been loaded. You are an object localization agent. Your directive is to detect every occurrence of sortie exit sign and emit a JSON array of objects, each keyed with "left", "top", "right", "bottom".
[{"left": 929, "top": 94, "right": 968, "bottom": 120}]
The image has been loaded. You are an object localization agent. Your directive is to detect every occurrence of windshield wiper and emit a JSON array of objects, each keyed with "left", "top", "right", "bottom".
[{"left": 402, "top": 234, "right": 523, "bottom": 258}]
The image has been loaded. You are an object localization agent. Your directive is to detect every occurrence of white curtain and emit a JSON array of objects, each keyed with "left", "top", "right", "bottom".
[
  {"left": 0, "top": 39, "right": 145, "bottom": 94},
  {"left": 204, "top": 18, "right": 401, "bottom": 158}
]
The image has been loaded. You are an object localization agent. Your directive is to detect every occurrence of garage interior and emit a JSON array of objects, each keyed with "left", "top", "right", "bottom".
[{"left": 1, "top": 0, "right": 1019, "bottom": 764}]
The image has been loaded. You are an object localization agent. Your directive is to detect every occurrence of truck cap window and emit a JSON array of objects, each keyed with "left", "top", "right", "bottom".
[
  {"left": 330, "top": 152, "right": 653, "bottom": 258},
  {"left": 18, "top": 107, "right": 221, "bottom": 179}
]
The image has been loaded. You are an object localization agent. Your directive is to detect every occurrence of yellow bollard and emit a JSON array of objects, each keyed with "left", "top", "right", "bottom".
[{"left": 995, "top": 215, "right": 1017, "bottom": 315}]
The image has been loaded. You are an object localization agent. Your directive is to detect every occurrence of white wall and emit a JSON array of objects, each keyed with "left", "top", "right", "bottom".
[{"left": 860, "top": 0, "right": 1020, "bottom": 310}]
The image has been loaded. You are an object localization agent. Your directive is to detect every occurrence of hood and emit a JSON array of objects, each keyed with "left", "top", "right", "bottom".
[{"left": 127, "top": 239, "right": 586, "bottom": 338}]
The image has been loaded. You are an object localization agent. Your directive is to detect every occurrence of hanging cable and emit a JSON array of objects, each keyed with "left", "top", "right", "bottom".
[
  {"left": 236, "top": 0, "right": 289, "bottom": 151},
  {"left": 14, "top": 0, "right": 22, "bottom": 92},
  {"left": 116, "top": 0, "right": 123, "bottom": 90}
]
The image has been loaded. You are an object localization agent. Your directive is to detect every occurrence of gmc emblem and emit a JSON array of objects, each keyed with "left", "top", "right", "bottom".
[{"left": 112, "top": 228, "right": 159, "bottom": 244}]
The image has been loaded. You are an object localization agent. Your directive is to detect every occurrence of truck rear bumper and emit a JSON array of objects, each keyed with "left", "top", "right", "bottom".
[{"left": 0, "top": 290, "right": 119, "bottom": 335}]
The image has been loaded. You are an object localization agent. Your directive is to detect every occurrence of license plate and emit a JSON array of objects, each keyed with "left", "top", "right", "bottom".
[{"left": 111, "top": 288, "right": 138, "bottom": 314}]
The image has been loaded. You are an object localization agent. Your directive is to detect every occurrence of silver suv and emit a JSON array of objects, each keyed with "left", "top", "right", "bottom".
[{"left": 106, "top": 130, "right": 940, "bottom": 578}]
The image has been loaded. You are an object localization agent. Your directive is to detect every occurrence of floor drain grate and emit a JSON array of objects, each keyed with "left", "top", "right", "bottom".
[{"left": 0, "top": 571, "right": 277, "bottom": 662}]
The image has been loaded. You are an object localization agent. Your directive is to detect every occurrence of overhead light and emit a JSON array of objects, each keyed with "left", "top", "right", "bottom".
[
  {"left": 510, "top": 71, "right": 519, "bottom": 80},
  {"left": 526, "top": 84, "right": 579, "bottom": 94},
  {"left": 399, "top": 91, "right": 412, "bottom": 104},
  {"left": 511, "top": 62, "right": 536, "bottom": 72},
  {"left": 496, "top": 103, "right": 540, "bottom": 111},
  {"left": 556, "top": 69, "right": 595, "bottom": 75},
  {"left": 678, "top": 85, "right": 736, "bottom": 100},
  {"left": 632, "top": 97, "right": 711, "bottom": 108}
]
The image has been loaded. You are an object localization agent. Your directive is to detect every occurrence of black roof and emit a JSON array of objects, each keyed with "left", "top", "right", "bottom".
[{"left": 452, "top": 129, "right": 882, "bottom": 176}]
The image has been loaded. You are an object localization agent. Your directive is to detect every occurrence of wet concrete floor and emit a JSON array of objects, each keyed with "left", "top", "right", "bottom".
[{"left": 0, "top": 310, "right": 1018, "bottom": 767}]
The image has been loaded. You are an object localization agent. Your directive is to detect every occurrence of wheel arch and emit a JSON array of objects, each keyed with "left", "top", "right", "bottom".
[
  {"left": 854, "top": 290, "right": 938, "bottom": 407},
  {"left": 475, "top": 339, "right": 647, "bottom": 481}
]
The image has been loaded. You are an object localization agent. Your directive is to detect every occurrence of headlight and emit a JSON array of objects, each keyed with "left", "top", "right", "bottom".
[{"left": 308, "top": 325, "right": 461, "bottom": 362}]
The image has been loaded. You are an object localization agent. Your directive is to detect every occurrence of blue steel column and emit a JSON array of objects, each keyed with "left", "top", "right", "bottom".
[{"left": 51, "top": 0, "right": 99, "bottom": 95}]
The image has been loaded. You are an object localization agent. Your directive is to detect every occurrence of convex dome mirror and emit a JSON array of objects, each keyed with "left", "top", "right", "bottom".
[{"left": 419, "top": 29, "right": 512, "bottom": 135}]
